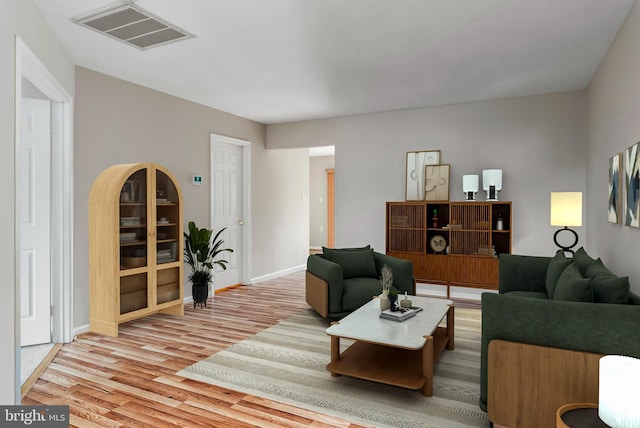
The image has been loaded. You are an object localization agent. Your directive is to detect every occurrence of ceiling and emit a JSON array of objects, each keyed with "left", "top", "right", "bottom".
[{"left": 34, "top": 0, "right": 635, "bottom": 125}]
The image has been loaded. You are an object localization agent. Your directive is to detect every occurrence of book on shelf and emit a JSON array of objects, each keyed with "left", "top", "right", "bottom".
[{"left": 379, "top": 307, "right": 418, "bottom": 322}]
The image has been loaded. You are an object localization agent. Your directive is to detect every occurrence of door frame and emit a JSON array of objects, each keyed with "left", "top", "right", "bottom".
[
  {"left": 15, "top": 37, "right": 74, "bottom": 351},
  {"left": 209, "top": 133, "right": 251, "bottom": 285}
]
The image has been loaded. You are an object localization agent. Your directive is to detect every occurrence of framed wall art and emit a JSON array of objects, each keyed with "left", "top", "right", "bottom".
[
  {"left": 424, "top": 164, "right": 450, "bottom": 201},
  {"left": 405, "top": 150, "right": 441, "bottom": 201},
  {"left": 625, "top": 142, "right": 640, "bottom": 227},
  {"left": 609, "top": 153, "right": 622, "bottom": 224}
]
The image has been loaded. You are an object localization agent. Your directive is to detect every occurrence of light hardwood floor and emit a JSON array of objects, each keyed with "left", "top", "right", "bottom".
[
  {"left": 23, "top": 272, "right": 368, "bottom": 428},
  {"left": 23, "top": 271, "right": 482, "bottom": 427}
]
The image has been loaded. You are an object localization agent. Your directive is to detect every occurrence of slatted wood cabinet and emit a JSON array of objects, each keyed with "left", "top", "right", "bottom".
[
  {"left": 89, "top": 163, "right": 184, "bottom": 336},
  {"left": 386, "top": 201, "right": 512, "bottom": 295}
]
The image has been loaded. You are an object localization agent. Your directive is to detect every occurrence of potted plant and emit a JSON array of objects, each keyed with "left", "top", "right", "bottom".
[{"left": 183, "top": 221, "right": 233, "bottom": 308}]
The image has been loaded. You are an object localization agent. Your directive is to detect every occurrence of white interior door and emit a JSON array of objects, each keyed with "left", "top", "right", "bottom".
[
  {"left": 20, "top": 98, "right": 52, "bottom": 347},
  {"left": 211, "top": 139, "right": 242, "bottom": 289}
]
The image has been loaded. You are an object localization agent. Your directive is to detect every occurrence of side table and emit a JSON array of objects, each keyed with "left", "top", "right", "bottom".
[{"left": 556, "top": 403, "right": 610, "bottom": 428}]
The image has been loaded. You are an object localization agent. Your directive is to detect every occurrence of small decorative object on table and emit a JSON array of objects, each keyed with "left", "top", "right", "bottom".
[
  {"left": 400, "top": 291, "right": 413, "bottom": 309},
  {"left": 380, "top": 306, "right": 417, "bottom": 322},
  {"left": 388, "top": 288, "right": 398, "bottom": 311},
  {"left": 379, "top": 264, "right": 393, "bottom": 311}
]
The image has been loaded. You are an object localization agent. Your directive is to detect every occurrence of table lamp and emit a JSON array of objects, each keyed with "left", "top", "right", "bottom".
[
  {"left": 599, "top": 355, "right": 640, "bottom": 427},
  {"left": 463, "top": 175, "right": 479, "bottom": 201},
  {"left": 482, "top": 169, "right": 502, "bottom": 201},
  {"left": 550, "top": 192, "right": 582, "bottom": 255}
]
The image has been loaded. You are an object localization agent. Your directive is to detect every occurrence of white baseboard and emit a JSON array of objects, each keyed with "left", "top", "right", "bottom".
[
  {"left": 73, "top": 324, "right": 90, "bottom": 338},
  {"left": 251, "top": 264, "right": 306, "bottom": 284}
]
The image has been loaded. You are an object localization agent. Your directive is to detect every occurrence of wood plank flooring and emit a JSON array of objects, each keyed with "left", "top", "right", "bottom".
[
  {"left": 23, "top": 271, "right": 481, "bottom": 427},
  {"left": 23, "top": 272, "right": 368, "bottom": 427}
]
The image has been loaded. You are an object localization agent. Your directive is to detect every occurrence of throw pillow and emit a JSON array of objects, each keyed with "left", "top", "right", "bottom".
[
  {"left": 323, "top": 247, "right": 378, "bottom": 279},
  {"left": 553, "top": 262, "right": 593, "bottom": 302},
  {"left": 545, "top": 250, "right": 572, "bottom": 298},
  {"left": 573, "top": 247, "right": 598, "bottom": 276},
  {"left": 581, "top": 258, "right": 631, "bottom": 304}
]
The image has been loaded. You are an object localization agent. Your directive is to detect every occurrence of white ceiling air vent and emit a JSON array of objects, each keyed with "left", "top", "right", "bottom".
[{"left": 72, "top": 2, "right": 193, "bottom": 50}]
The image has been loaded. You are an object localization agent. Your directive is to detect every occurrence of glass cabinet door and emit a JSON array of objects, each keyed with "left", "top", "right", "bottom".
[
  {"left": 155, "top": 170, "right": 181, "bottom": 304},
  {"left": 119, "top": 169, "right": 148, "bottom": 269},
  {"left": 156, "top": 170, "right": 179, "bottom": 265},
  {"left": 118, "top": 169, "right": 148, "bottom": 314}
]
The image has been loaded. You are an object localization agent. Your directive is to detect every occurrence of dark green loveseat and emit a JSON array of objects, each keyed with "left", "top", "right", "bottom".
[
  {"left": 480, "top": 248, "right": 640, "bottom": 418},
  {"left": 306, "top": 246, "right": 415, "bottom": 319}
]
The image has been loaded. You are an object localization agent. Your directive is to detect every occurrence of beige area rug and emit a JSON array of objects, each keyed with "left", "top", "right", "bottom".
[{"left": 178, "top": 308, "right": 489, "bottom": 428}]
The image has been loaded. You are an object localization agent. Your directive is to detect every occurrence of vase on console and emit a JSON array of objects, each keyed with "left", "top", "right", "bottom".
[
  {"left": 379, "top": 290, "right": 391, "bottom": 311},
  {"left": 379, "top": 264, "right": 396, "bottom": 311}
]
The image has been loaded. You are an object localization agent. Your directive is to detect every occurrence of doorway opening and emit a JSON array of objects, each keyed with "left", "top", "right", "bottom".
[
  {"left": 15, "top": 37, "right": 74, "bottom": 398},
  {"left": 308, "top": 146, "right": 335, "bottom": 252}
]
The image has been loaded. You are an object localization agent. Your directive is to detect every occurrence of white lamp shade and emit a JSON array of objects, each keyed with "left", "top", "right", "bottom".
[
  {"left": 463, "top": 175, "right": 479, "bottom": 192},
  {"left": 599, "top": 355, "right": 640, "bottom": 427},
  {"left": 550, "top": 192, "right": 582, "bottom": 227},
  {"left": 482, "top": 169, "right": 502, "bottom": 191}
]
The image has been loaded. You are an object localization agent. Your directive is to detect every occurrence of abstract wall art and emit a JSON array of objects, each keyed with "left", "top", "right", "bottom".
[
  {"left": 625, "top": 142, "right": 640, "bottom": 227},
  {"left": 609, "top": 153, "right": 622, "bottom": 224}
]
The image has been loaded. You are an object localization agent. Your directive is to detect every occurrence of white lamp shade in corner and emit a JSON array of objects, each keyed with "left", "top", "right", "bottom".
[
  {"left": 463, "top": 175, "right": 479, "bottom": 192},
  {"left": 550, "top": 192, "right": 582, "bottom": 227},
  {"left": 599, "top": 355, "right": 640, "bottom": 428},
  {"left": 482, "top": 169, "right": 502, "bottom": 191}
]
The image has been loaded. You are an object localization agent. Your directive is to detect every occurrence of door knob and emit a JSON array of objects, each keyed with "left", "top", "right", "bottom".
[{"left": 238, "top": 220, "right": 245, "bottom": 225}]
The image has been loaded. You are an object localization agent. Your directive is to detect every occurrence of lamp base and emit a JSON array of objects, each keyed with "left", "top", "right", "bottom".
[
  {"left": 465, "top": 191, "right": 476, "bottom": 201},
  {"left": 485, "top": 186, "right": 500, "bottom": 201},
  {"left": 553, "top": 227, "right": 579, "bottom": 255}
]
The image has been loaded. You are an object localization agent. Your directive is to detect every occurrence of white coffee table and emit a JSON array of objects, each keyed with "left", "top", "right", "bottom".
[{"left": 325, "top": 296, "right": 454, "bottom": 396}]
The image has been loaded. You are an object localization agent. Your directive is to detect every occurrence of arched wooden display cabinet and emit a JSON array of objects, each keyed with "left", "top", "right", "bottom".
[{"left": 89, "top": 163, "right": 184, "bottom": 336}]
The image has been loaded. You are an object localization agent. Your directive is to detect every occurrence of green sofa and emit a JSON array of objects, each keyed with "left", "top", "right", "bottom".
[
  {"left": 480, "top": 248, "right": 640, "bottom": 415},
  {"left": 306, "top": 246, "right": 415, "bottom": 319}
]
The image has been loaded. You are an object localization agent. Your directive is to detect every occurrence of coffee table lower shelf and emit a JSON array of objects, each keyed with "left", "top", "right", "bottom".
[{"left": 326, "top": 326, "right": 450, "bottom": 396}]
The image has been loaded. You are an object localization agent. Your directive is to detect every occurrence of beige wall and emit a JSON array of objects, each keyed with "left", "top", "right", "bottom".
[
  {"left": 587, "top": 0, "right": 640, "bottom": 294},
  {"left": 268, "top": 91, "right": 587, "bottom": 256},
  {"left": 75, "top": 67, "right": 310, "bottom": 329},
  {"left": 0, "top": 0, "right": 75, "bottom": 404}
]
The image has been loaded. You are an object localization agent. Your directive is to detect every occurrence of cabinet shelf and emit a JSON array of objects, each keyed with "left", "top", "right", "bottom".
[
  {"left": 90, "top": 162, "right": 184, "bottom": 337},
  {"left": 120, "top": 240, "right": 146, "bottom": 247},
  {"left": 386, "top": 201, "right": 512, "bottom": 297},
  {"left": 157, "top": 238, "right": 178, "bottom": 244}
]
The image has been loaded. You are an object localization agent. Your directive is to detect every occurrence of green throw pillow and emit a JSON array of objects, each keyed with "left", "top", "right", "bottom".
[
  {"left": 573, "top": 247, "right": 597, "bottom": 276},
  {"left": 583, "top": 259, "right": 630, "bottom": 304},
  {"left": 553, "top": 262, "right": 593, "bottom": 302},
  {"left": 545, "top": 250, "right": 572, "bottom": 298},
  {"left": 323, "top": 247, "right": 378, "bottom": 279}
]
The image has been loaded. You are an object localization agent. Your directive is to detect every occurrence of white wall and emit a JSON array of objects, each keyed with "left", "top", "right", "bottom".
[
  {"left": 587, "top": 0, "right": 640, "bottom": 294},
  {"left": 75, "top": 68, "right": 309, "bottom": 328},
  {"left": 268, "top": 91, "right": 587, "bottom": 256},
  {"left": 0, "top": 0, "right": 75, "bottom": 405}
]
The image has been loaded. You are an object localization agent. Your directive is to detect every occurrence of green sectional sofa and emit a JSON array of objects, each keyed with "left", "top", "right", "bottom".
[
  {"left": 480, "top": 248, "right": 640, "bottom": 424},
  {"left": 306, "top": 246, "right": 415, "bottom": 319}
]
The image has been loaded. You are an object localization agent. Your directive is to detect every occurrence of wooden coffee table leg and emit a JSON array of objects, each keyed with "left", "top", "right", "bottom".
[
  {"left": 329, "top": 335, "right": 340, "bottom": 377},
  {"left": 422, "top": 335, "right": 434, "bottom": 396},
  {"left": 447, "top": 305, "right": 455, "bottom": 350}
]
